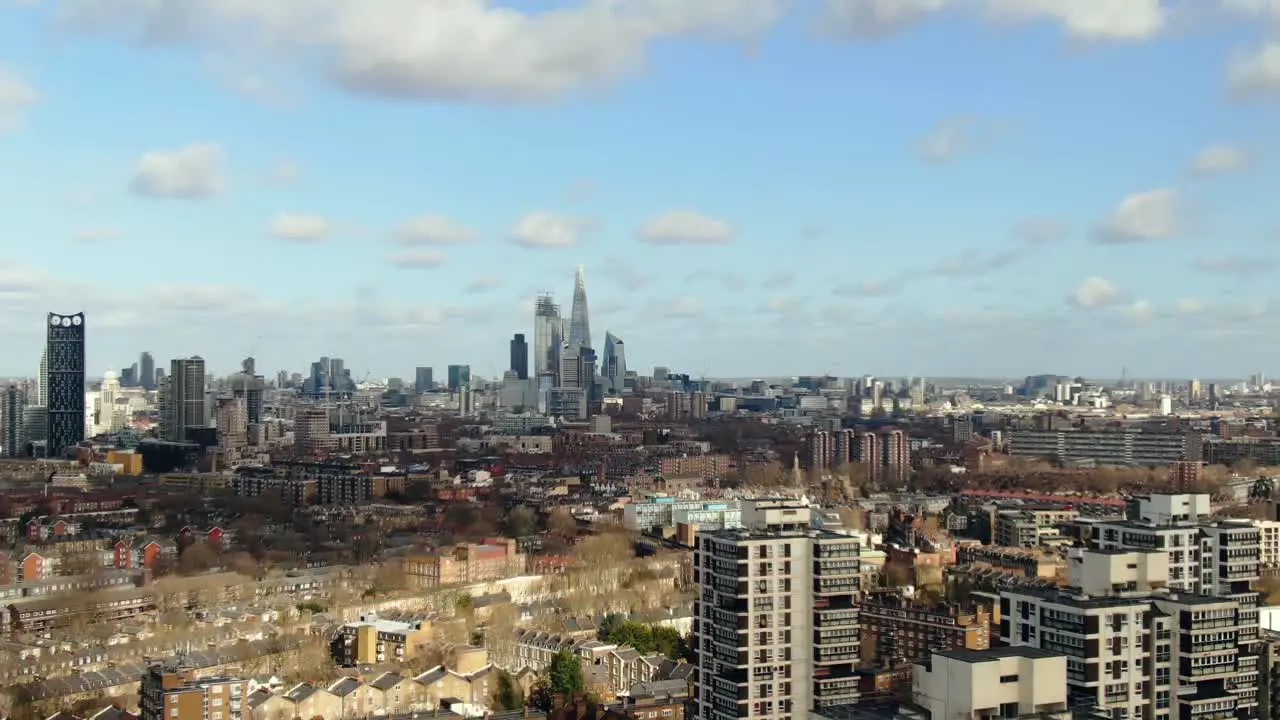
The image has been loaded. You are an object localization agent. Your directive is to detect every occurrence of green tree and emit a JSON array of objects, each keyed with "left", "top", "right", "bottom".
[
  {"left": 491, "top": 668, "right": 524, "bottom": 711},
  {"left": 548, "top": 649, "right": 585, "bottom": 696}
]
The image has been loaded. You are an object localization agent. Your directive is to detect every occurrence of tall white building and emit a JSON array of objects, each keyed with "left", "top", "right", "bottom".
[{"left": 693, "top": 499, "right": 862, "bottom": 720}]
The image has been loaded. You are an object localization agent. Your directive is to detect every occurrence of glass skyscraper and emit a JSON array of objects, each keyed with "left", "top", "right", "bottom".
[
  {"left": 567, "top": 265, "right": 591, "bottom": 351},
  {"left": 601, "top": 331, "right": 626, "bottom": 395},
  {"left": 46, "top": 312, "right": 86, "bottom": 457},
  {"left": 533, "top": 294, "right": 562, "bottom": 378}
]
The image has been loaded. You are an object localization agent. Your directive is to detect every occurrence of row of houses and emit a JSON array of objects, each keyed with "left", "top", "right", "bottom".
[{"left": 498, "top": 630, "right": 692, "bottom": 698}]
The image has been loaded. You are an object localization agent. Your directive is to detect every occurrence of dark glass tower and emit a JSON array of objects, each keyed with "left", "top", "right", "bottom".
[
  {"left": 139, "top": 351, "right": 155, "bottom": 390},
  {"left": 510, "top": 333, "right": 529, "bottom": 380},
  {"left": 46, "top": 312, "right": 86, "bottom": 457}
]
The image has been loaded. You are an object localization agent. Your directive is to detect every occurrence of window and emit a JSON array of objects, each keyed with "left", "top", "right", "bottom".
[{"left": 1000, "top": 675, "right": 1018, "bottom": 683}]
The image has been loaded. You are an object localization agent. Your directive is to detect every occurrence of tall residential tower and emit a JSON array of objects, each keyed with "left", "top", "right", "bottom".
[{"left": 45, "top": 312, "right": 86, "bottom": 457}]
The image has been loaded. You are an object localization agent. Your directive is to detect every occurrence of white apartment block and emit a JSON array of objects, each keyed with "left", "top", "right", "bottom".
[
  {"left": 1093, "top": 494, "right": 1261, "bottom": 601},
  {"left": 913, "top": 647, "right": 1070, "bottom": 720},
  {"left": 693, "top": 499, "right": 862, "bottom": 720},
  {"left": 1251, "top": 520, "right": 1280, "bottom": 571},
  {"left": 1001, "top": 549, "right": 1259, "bottom": 720}
]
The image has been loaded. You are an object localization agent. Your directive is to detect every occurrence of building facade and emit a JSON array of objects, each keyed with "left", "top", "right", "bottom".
[{"left": 46, "top": 312, "right": 86, "bottom": 457}]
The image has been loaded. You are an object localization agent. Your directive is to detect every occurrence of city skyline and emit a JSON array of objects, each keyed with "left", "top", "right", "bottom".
[{"left": 1, "top": 2, "right": 1278, "bottom": 377}]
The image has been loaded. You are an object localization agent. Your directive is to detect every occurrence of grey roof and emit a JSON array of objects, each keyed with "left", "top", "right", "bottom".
[{"left": 328, "top": 677, "right": 362, "bottom": 697}]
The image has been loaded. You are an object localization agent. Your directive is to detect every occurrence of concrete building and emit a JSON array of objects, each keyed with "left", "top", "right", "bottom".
[
  {"left": 913, "top": 647, "right": 1070, "bottom": 720},
  {"left": 140, "top": 663, "right": 247, "bottom": 720},
  {"left": 693, "top": 498, "right": 863, "bottom": 720}
]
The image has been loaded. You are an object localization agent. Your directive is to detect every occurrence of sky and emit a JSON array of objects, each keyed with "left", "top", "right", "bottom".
[{"left": 0, "top": 0, "right": 1278, "bottom": 381}]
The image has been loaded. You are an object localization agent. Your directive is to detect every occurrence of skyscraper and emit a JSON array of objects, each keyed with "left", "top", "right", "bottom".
[
  {"left": 165, "top": 356, "right": 207, "bottom": 442},
  {"left": 600, "top": 331, "right": 626, "bottom": 395},
  {"left": 447, "top": 364, "right": 471, "bottom": 391},
  {"left": 567, "top": 265, "right": 591, "bottom": 351},
  {"left": 139, "top": 351, "right": 155, "bottom": 390},
  {"left": 533, "top": 294, "right": 562, "bottom": 378},
  {"left": 46, "top": 312, "right": 86, "bottom": 457},
  {"left": 415, "top": 367, "right": 434, "bottom": 392},
  {"left": 510, "top": 333, "right": 529, "bottom": 380},
  {"left": 2, "top": 384, "right": 25, "bottom": 457}
]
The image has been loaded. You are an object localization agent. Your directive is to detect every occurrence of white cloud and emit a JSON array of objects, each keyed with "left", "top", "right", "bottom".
[
  {"left": 58, "top": 0, "right": 785, "bottom": 104},
  {"left": 640, "top": 210, "right": 734, "bottom": 245},
  {"left": 1190, "top": 143, "right": 1249, "bottom": 175},
  {"left": 510, "top": 212, "right": 583, "bottom": 249},
  {"left": 986, "top": 0, "right": 1167, "bottom": 40},
  {"left": 915, "top": 117, "right": 1002, "bottom": 164},
  {"left": 1227, "top": 41, "right": 1280, "bottom": 99},
  {"left": 0, "top": 66, "right": 38, "bottom": 132},
  {"left": 1121, "top": 300, "right": 1154, "bottom": 322},
  {"left": 1093, "top": 188, "right": 1185, "bottom": 244},
  {"left": 268, "top": 212, "right": 333, "bottom": 242},
  {"left": 393, "top": 214, "right": 480, "bottom": 245},
  {"left": 823, "top": 0, "right": 949, "bottom": 38},
  {"left": 1068, "top": 276, "right": 1122, "bottom": 308},
  {"left": 71, "top": 226, "right": 124, "bottom": 243},
  {"left": 129, "top": 142, "right": 226, "bottom": 199},
  {"left": 665, "top": 296, "right": 704, "bottom": 319},
  {"left": 386, "top": 249, "right": 448, "bottom": 268}
]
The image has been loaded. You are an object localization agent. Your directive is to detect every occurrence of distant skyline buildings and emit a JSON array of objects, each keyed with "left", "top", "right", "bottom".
[{"left": 567, "top": 265, "right": 591, "bottom": 352}]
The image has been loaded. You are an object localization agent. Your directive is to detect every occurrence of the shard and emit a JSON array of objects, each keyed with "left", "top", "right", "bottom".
[{"left": 567, "top": 265, "right": 592, "bottom": 351}]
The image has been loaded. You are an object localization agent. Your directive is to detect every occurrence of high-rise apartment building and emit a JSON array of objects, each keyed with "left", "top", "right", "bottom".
[
  {"left": 447, "top": 364, "right": 471, "bottom": 391},
  {"left": 165, "top": 357, "right": 207, "bottom": 442},
  {"left": 1001, "top": 548, "right": 1259, "bottom": 720},
  {"left": 692, "top": 499, "right": 862, "bottom": 720},
  {"left": 415, "top": 366, "right": 434, "bottom": 392},
  {"left": 139, "top": 663, "right": 246, "bottom": 720},
  {"left": 45, "top": 312, "right": 86, "bottom": 457},
  {"left": 139, "top": 351, "right": 155, "bottom": 390},
  {"left": 2, "top": 384, "right": 25, "bottom": 457},
  {"left": 510, "top": 333, "right": 529, "bottom": 380},
  {"left": 229, "top": 358, "right": 265, "bottom": 426},
  {"left": 533, "top": 294, "right": 562, "bottom": 378},
  {"left": 567, "top": 265, "right": 592, "bottom": 351}
]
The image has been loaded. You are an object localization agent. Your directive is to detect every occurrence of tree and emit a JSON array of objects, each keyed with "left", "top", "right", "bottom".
[
  {"left": 491, "top": 669, "right": 524, "bottom": 711},
  {"left": 505, "top": 505, "right": 538, "bottom": 538},
  {"left": 546, "top": 508, "right": 578, "bottom": 537},
  {"left": 178, "top": 541, "right": 218, "bottom": 575},
  {"left": 548, "top": 649, "right": 585, "bottom": 696}
]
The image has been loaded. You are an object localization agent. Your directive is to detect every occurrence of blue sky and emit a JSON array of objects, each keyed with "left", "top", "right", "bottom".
[{"left": 1, "top": 0, "right": 1278, "bottom": 380}]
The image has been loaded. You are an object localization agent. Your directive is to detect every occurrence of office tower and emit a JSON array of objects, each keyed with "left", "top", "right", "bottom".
[
  {"left": 120, "top": 365, "right": 137, "bottom": 387},
  {"left": 567, "top": 265, "right": 591, "bottom": 350},
  {"left": 533, "top": 293, "right": 562, "bottom": 378},
  {"left": 558, "top": 343, "right": 581, "bottom": 388},
  {"left": 458, "top": 386, "right": 474, "bottom": 417},
  {"left": 166, "top": 357, "right": 207, "bottom": 442},
  {"left": 46, "top": 312, "right": 86, "bottom": 457},
  {"left": 139, "top": 351, "right": 155, "bottom": 390},
  {"left": 155, "top": 367, "right": 165, "bottom": 387},
  {"left": 229, "top": 358, "right": 265, "bottom": 425},
  {"left": 1002, "top": 548, "right": 1258, "bottom": 720},
  {"left": 415, "top": 366, "right": 434, "bottom": 392},
  {"left": 447, "top": 364, "right": 471, "bottom": 391},
  {"left": 35, "top": 347, "right": 47, "bottom": 407},
  {"left": 510, "top": 333, "right": 529, "bottom": 380},
  {"left": 2, "top": 385, "right": 25, "bottom": 457},
  {"left": 653, "top": 366, "right": 669, "bottom": 382},
  {"left": 215, "top": 397, "right": 247, "bottom": 453},
  {"left": 99, "top": 369, "right": 122, "bottom": 432},
  {"left": 600, "top": 331, "right": 626, "bottom": 395},
  {"left": 580, "top": 347, "right": 598, "bottom": 404},
  {"left": 692, "top": 499, "right": 862, "bottom": 719}
]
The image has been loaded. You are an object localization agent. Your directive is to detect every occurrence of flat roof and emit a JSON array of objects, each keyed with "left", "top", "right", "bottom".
[{"left": 934, "top": 646, "right": 1063, "bottom": 663}]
